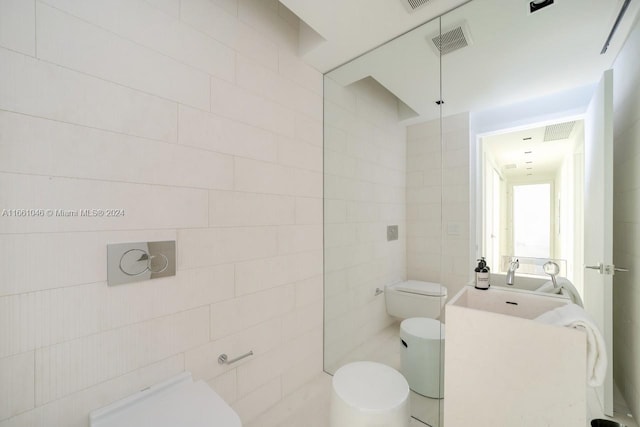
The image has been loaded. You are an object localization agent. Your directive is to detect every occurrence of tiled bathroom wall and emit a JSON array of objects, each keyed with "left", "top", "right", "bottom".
[
  {"left": 612, "top": 13, "right": 640, "bottom": 420},
  {"left": 406, "top": 113, "right": 471, "bottom": 301},
  {"left": 0, "top": 0, "right": 323, "bottom": 425},
  {"left": 323, "top": 76, "right": 407, "bottom": 372}
]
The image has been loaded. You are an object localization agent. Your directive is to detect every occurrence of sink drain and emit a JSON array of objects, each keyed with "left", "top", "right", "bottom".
[{"left": 591, "top": 419, "right": 627, "bottom": 427}]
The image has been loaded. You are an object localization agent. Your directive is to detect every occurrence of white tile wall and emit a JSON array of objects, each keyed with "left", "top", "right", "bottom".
[
  {"left": 0, "top": 173, "right": 209, "bottom": 233},
  {"left": 0, "top": 230, "right": 177, "bottom": 297},
  {"left": 211, "top": 77, "right": 296, "bottom": 137},
  {"left": 36, "top": 4, "right": 211, "bottom": 110},
  {"left": 0, "top": 0, "right": 35, "bottom": 56},
  {"left": 234, "top": 157, "right": 322, "bottom": 196},
  {"left": 0, "top": 0, "right": 322, "bottom": 425},
  {"left": 612, "top": 14, "right": 640, "bottom": 421},
  {"left": 406, "top": 113, "right": 471, "bottom": 301},
  {"left": 35, "top": 307, "right": 210, "bottom": 405},
  {"left": 208, "top": 190, "right": 295, "bottom": 227},
  {"left": 0, "top": 352, "right": 35, "bottom": 420},
  {"left": 39, "top": 0, "right": 235, "bottom": 81},
  {"left": 0, "top": 48, "right": 178, "bottom": 143},
  {"left": 185, "top": 317, "right": 282, "bottom": 383},
  {"left": 181, "top": 0, "right": 278, "bottom": 70},
  {"left": 210, "top": 285, "right": 295, "bottom": 340},
  {"left": 178, "top": 105, "right": 279, "bottom": 162},
  {"left": 0, "top": 111, "right": 234, "bottom": 190},
  {"left": 144, "top": 0, "right": 181, "bottom": 19},
  {"left": 232, "top": 377, "right": 283, "bottom": 423},
  {"left": 235, "top": 251, "right": 323, "bottom": 296},
  {"left": 323, "top": 76, "right": 407, "bottom": 372},
  {"left": 0, "top": 355, "right": 184, "bottom": 427},
  {"left": 178, "top": 227, "right": 279, "bottom": 270},
  {"left": 0, "top": 264, "right": 234, "bottom": 358}
]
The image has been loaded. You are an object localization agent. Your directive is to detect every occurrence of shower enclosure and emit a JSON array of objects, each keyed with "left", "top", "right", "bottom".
[{"left": 322, "top": 0, "right": 626, "bottom": 424}]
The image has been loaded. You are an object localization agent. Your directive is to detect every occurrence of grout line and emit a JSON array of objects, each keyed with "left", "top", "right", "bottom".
[
  {"left": 209, "top": 75, "right": 213, "bottom": 112},
  {"left": 206, "top": 190, "right": 211, "bottom": 228},
  {"left": 175, "top": 102, "right": 179, "bottom": 144},
  {"left": 33, "top": 0, "right": 38, "bottom": 58},
  {"left": 33, "top": 348, "right": 37, "bottom": 412},
  {"left": 38, "top": 1, "right": 232, "bottom": 82}
]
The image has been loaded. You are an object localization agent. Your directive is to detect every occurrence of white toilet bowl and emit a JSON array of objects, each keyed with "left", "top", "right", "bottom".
[{"left": 89, "top": 372, "right": 241, "bottom": 427}]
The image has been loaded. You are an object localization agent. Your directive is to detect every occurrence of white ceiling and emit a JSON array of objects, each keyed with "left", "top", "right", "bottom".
[
  {"left": 278, "top": 0, "right": 470, "bottom": 73},
  {"left": 282, "top": 0, "right": 640, "bottom": 124},
  {"left": 483, "top": 121, "right": 584, "bottom": 179}
]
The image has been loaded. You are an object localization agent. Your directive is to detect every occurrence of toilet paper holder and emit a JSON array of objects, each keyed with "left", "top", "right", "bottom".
[{"left": 218, "top": 350, "right": 254, "bottom": 365}]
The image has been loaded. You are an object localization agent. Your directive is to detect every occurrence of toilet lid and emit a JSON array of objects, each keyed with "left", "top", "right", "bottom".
[
  {"left": 401, "top": 317, "right": 445, "bottom": 340},
  {"left": 90, "top": 373, "right": 241, "bottom": 427},
  {"left": 395, "top": 280, "right": 447, "bottom": 297}
]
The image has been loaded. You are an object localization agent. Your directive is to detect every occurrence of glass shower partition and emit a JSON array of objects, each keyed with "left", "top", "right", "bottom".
[{"left": 322, "top": 14, "right": 447, "bottom": 427}]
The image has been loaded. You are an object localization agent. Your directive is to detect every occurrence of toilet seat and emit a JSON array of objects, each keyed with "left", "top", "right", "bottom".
[{"left": 90, "top": 372, "right": 241, "bottom": 427}]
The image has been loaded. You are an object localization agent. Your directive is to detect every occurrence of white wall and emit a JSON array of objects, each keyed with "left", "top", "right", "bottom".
[
  {"left": 0, "top": 0, "right": 323, "bottom": 425},
  {"left": 612, "top": 13, "right": 640, "bottom": 420},
  {"left": 406, "top": 112, "right": 471, "bottom": 302},
  {"left": 323, "top": 76, "right": 406, "bottom": 372},
  {"left": 554, "top": 125, "right": 584, "bottom": 286}
]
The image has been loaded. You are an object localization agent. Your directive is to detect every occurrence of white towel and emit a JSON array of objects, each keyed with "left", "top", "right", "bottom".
[
  {"left": 536, "top": 277, "right": 584, "bottom": 307},
  {"left": 534, "top": 303, "right": 607, "bottom": 387}
]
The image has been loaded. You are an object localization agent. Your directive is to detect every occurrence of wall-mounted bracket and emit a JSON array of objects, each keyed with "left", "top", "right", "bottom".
[{"left": 107, "top": 241, "right": 176, "bottom": 286}]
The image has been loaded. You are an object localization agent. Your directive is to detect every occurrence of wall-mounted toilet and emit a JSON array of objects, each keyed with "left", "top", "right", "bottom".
[
  {"left": 89, "top": 372, "right": 241, "bottom": 427},
  {"left": 385, "top": 280, "right": 447, "bottom": 399},
  {"left": 385, "top": 280, "right": 447, "bottom": 319}
]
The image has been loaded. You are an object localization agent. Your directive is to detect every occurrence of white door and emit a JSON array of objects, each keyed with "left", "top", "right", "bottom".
[{"left": 583, "top": 69, "right": 614, "bottom": 415}]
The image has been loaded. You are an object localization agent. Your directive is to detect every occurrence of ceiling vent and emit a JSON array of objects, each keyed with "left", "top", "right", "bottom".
[
  {"left": 544, "top": 121, "right": 576, "bottom": 141},
  {"left": 430, "top": 22, "right": 472, "bottom": 56},
  {"left": 402, "top": 0, "right": 431, "bottom": 13}
]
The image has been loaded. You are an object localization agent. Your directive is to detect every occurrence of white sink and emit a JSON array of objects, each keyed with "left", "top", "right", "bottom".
[
  {"left": 448, "top": 285, "right": 569, "bottom": 319},
  {"left": 489, "top": 272, "right": 547, "bottom": 291},
  {"left": 444, "top": 285, "right": 586, "bottom": 427}
]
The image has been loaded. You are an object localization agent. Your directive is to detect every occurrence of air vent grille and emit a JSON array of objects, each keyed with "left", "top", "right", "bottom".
[
  {"left": 544, "top": 121, "right": 576, "bottom": 141},
  {"left": 405, "top": 0, "right": 430, "bottom": 12},
  {"left": 432, "top": 26, "right": 469, "bottom": 55}
]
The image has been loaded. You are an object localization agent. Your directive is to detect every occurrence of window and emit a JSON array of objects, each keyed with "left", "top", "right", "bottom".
[{"left": 513, "top": 183, "right": 551, "bottom": 258}]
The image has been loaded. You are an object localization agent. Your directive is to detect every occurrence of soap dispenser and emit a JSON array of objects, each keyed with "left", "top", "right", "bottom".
[{"left": 475, "top": 257, "right": 490, "bottom": 290}]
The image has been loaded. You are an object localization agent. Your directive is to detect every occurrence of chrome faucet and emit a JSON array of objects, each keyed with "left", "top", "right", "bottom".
[
  {"left": 506, "top": 258, "right": 519, "bottom": 285},
  {"left": 543, "top": 261, "right": 561, "bottom": 290}
]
